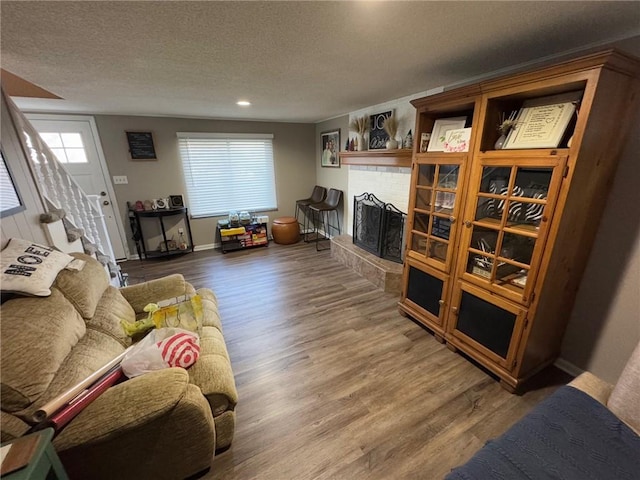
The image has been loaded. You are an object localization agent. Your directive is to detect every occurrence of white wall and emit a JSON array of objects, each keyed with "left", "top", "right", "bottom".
[
  {"left": 347, "top": 165, "right": 411, "bottom": 235},
  {"left": 343, "top": 92, "right": 428, "bottom": 235}
]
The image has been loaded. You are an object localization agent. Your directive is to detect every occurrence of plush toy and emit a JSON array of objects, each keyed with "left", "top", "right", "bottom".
[{"left": 121, "top": 303, "right": 160, "bottom": 337}]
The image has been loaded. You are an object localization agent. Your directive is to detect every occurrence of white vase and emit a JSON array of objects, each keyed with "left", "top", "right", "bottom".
[
  {"left": 357, "top": 133, "right": 367, "bottom": 151},
  {"left": 386, "top": 138, "right": 399, "bottom": 149},
  {"left": 494, "top": 133, "right": 508, "bottom": 150}
]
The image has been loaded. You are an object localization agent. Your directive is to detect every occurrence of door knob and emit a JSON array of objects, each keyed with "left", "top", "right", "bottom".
[
  {"left": 103, "top": 200, "right": 110, "bottom": 206},
  {"left": 451, "top": 306, "right": 459, "bottom": 314},
  {"left": 438, "top": 299, "right": 445, "bottom": 305},
  {"left": 463, "top": 220, "right": 472, "bottom": 228},
  {"left": 100, "top": 191, "right": 107, "bottom": 196},
  {"left": 449, "top": 216, "right": 456, "bottom": 224}
]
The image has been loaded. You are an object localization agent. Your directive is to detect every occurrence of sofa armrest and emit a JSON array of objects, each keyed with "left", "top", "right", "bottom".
[
  {"left": 119, "top": 275, "right": 195, "bottom": 313},
  {"left": 569, "top": 371, "right": 613, "bottom": 405},
  {"left": 53, "top": 368, "right": 215, "bottom": 480}
]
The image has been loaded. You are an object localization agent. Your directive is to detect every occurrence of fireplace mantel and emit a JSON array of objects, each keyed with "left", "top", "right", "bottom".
[{"left": 340, "top": 149, "right": 412, "bottom": 168}]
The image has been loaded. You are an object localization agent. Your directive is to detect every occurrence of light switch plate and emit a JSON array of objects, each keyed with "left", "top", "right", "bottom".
[{"left": 113, "top": 175, "right": 128, "bottom": 185}]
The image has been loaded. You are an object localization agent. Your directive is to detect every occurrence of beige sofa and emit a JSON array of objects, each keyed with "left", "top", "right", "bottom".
[
  {"left": 569, "top": 340, "right": 640, "bottom": 435},
  {"left": 1, "top": 253, "right": 238, "bottom": 479}
]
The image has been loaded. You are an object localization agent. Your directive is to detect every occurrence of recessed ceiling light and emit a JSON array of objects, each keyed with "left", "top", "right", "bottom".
[{"left": 237, "top": 100, "right": 251, "bottom": 106}]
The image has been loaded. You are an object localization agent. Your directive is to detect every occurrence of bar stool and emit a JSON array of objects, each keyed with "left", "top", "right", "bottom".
[
  {"left": 309, "top": 188, "right": 343, "bottom": 251},
  {"left": 295, "top": 185, "right": 327, "bottom": 241}
]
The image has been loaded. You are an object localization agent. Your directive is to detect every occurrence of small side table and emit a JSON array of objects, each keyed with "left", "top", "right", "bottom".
[{"left": 0, "top": 428, "right": 68, "bottom": 480}]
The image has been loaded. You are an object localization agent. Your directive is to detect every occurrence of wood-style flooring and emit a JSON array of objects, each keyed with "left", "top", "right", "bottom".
[{"left": 120, "top": 241, "right": 570, "bottom": 480}]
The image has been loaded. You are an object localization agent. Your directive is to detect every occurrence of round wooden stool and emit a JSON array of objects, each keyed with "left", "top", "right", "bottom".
[{"left": 272, "top": 217, "right": 300, "bottom": 245}]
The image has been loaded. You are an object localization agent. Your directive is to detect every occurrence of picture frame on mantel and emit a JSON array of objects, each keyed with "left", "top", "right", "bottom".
[
  {"left": 369, "top": 110, "right": 393, "bottom": 150},
  {"left": 321, "top": 129, "right": 340, "bottom": 167},
  {"left": 126, "top": 131, "right": 157, "bottom": 160}
]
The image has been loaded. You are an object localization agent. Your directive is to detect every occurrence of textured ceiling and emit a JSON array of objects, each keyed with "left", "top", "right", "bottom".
[{"left": 2, "top": 1, "right": 640, "bottom": 123}]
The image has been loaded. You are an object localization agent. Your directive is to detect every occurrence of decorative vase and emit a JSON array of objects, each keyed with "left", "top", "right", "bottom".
[
  {"left": 494, "top": 133, "right": 508, "bottom": 150},
  {"left": 386, "top": 138, "right": 399, "bottom": 149},
  {"left": 356, "top": 133, "right": 367, "bottom": 151}
]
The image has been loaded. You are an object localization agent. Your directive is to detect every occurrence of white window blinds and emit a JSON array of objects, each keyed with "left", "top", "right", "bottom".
[{"left": 177, "top": 132, "right": 277, "bottom": 218}]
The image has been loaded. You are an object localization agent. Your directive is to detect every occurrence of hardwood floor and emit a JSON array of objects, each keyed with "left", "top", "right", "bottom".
[{"left": 121, "top": 242, "right": 571, "bottom": 479}]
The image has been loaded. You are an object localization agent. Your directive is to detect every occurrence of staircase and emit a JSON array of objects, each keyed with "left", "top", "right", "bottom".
[{"left": 5, "top": 94, "right": 122, "bottom": 283}]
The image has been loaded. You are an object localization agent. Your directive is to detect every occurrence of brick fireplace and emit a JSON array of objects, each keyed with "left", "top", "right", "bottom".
[{"left": 331, "top": 164, "right": 411, "bottom": 294}]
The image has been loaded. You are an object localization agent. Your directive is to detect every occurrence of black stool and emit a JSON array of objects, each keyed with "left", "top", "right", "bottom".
[
  {"left": 295, "top": 185, "right": 327, "bottom": 241},
  {"left": 309, "top": 188, "right": 343, "bottom": 251}
]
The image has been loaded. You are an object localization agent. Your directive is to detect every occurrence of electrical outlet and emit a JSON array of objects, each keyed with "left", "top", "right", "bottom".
[
  {"left": 113, "top": 175, "right": 128, "bottom": 185},
  {"left": 178, "top": 228, "right": 184, "bottom": 234}
]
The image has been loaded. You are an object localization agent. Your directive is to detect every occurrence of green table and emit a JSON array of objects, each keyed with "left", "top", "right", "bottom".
[{"left": 0, "top": 428, "right": 68, "bottom": 480}]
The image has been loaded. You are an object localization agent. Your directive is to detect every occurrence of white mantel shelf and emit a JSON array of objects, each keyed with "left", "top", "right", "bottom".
[{"left": 340, "top": 149, "right": 413, "bottom": 168}]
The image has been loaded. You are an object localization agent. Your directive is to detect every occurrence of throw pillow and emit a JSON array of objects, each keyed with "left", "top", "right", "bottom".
[
  {"left": 608, "top": 341, "right": 640, "bottom": 434},
  {"left": 1, "top": 238, "right": 73, "bottom": 296}
]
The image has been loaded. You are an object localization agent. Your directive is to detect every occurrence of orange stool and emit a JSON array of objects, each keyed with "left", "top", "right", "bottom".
[{"left": 272, "top": 217, "right": 300, "bottom": 244}]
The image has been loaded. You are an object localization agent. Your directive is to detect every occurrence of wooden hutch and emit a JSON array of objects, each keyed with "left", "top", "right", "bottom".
[{"left": 398, "top": 49, "right": 640, "bottom": 391}]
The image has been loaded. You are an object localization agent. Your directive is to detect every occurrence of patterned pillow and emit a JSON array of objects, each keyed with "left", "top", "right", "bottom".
[{"left": 1, "top": 238, "right": 73, "bottom": 296}]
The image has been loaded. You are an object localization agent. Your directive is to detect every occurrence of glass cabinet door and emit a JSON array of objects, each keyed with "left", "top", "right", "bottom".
[
  {"left": 407, "top": 155, "right": 467, "bottom": 273},
  {"left": 458, "top": 155, "right": 567, "bottom": 305}
]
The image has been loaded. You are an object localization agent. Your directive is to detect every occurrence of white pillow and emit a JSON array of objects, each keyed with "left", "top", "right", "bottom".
[{"left": 1, "top": 238, "right": 74, "bottom": 296}]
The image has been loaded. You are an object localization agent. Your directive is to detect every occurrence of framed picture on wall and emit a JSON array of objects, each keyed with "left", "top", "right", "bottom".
[
  {"left": 321, "top": 129, "right": 340, "bottom": 168},
  {"left": 126, "top": 131, "right": 157, "bottom": 160}
]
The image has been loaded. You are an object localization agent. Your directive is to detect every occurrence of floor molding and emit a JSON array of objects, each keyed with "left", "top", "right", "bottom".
[{"left": 554, "top": 357, "right": 584, "bottom": 378}]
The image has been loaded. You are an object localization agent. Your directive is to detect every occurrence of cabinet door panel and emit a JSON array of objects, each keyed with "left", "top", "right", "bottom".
[
  {"left": 458, "top": 155, "right": 566, "bottom": 305},
  {"left": 407, "top": 155, "right": 467, "bottom": 273},
  {"left": 402, "top": 261, "right": 450, "bottom": 329},
  {"left": 449, "top": 282, "right": 527, "bottom": 369}
]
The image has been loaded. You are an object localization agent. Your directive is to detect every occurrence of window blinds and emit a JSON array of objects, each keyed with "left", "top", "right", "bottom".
[{"left": 177, "top": 132, "right": 276, "bottom": 218}]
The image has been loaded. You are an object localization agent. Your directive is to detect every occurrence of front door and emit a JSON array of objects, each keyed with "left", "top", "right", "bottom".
[{"left": 26, "top": 114, "right": 128, "bottom": 260}]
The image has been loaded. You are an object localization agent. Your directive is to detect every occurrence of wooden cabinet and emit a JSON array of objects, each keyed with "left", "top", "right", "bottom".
[
  {"left": 217, "top": 222, "right": 268, "bottom": 253},
  {"left": 398, "top": 49, "right": 640, "bottom": 391}
]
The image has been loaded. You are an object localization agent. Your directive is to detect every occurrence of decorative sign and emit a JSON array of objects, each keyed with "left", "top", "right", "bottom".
[
  {"left": 443, "top": 127, "right": 472, "bottom": 152},
  {"left": 126, "top": 132, "right": 157, "bottom": 160},
  {"left": 369, "top": 111, "right": 392, "bottom": 150},
  {"left": 427, "top": 117, "right": 467, "bottom": 152},
  {"left": 503, "top": 102, "right": 576, "bottom": 149}
]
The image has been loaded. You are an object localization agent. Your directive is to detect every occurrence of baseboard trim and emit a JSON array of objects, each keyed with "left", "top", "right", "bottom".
[
  {"left": 126, "top": 243, "right": 217, "bottom": 260},
  {"left": 554, "top": 358, "right": 584, "bottom": 378},
  {"left": 194, "top": 243, "right": 216, "bottom": 252}
]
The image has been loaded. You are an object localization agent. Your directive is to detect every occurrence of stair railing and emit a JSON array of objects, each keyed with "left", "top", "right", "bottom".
[{"left": 5, "top": 92, "right": 113, "bottom": 264}]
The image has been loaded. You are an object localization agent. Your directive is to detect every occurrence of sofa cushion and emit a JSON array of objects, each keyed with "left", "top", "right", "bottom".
[
  {"left": 0, "top": 412, "right": 30, "bottom": 443},
  {"left": 197, "top": 288, "right": 223, "bottom": 332},
  {"left": 0, "top": 290, "right": 85, "bottom": 411},
  {"left": 608, "top": 341, "right": 640, "bottom": 434},
  {"left": 188, "top": 326, "right": 237, "bottom": 416},
  {"left": 119, "top": 274, "right": 190, "bottom": 314},
  {"left": 54, "top": 253, "right": 110, "bottom": 319},
  {"left": 16, "top": 328, "right": 126, "bottom": 423},
  {"left": 1, "top": 238, "right": 73, "bottom": 297},
  {"left": 88, "top": 286, "right": 135, "bottom": 347}
]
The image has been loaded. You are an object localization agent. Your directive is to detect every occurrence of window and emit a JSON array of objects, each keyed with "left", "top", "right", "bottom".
[
  {"left": 177, "top": 132, "right": 277, "bottom": 218},
  {"left": 1, "top": 150, "right": 25, "bottom": 217},
  {"left": 36, "top": 132, "right": 88, "bottom": 163}
]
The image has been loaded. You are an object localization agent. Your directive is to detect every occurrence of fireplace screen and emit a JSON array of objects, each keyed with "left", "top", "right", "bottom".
[{"left": 353, "top": 193, "right": 406, "bottom": 263}]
